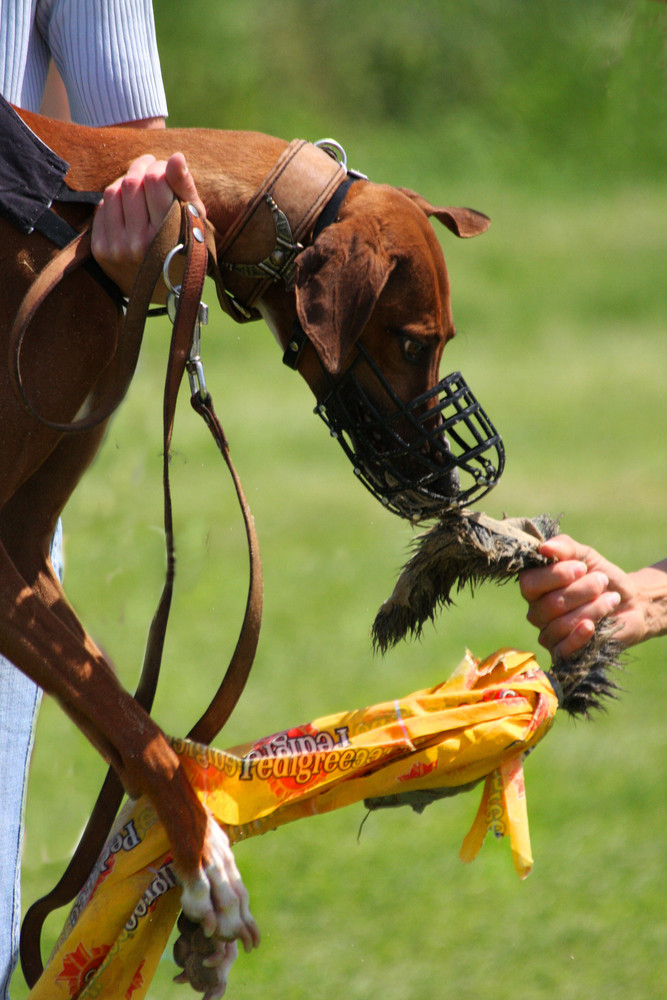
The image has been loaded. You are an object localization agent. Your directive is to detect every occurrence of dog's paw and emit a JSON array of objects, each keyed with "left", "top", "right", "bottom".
[
  {"left": 177, "top": 815, "right": 260, "bottom": 954},
  {"left": 173, "top": 913, "right": 238, "bottom": 999}
]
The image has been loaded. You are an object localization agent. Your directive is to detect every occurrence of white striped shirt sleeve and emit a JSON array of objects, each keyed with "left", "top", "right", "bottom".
[{"left": 2, "top": 0, "right": 168, "bottom": 125}]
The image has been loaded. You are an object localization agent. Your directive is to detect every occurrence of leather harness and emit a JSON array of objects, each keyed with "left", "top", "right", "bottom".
[{"left": 14, "top": 138, "right": 353, "bottom": 984}]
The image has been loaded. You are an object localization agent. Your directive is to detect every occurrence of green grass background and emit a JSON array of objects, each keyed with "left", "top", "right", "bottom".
[{"left": 14, "top": 2, "right": 666, "bottom": 998}]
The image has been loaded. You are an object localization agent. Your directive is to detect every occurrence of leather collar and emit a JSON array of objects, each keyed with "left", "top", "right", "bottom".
[{"left": 213, "top": 140, "right": 353, "bottom": 322}]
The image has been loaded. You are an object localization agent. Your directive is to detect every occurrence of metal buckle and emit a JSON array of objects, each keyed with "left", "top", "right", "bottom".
[{"left": 186, "top": 312, "right": 208, "bottom": 398}]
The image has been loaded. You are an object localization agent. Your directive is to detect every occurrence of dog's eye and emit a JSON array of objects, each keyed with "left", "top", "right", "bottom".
[{"left": 401, "top": 336, "right": 427, "bottom": 362}]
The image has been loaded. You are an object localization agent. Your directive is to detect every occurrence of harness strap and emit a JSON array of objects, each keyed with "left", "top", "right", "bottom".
[
  {"left": 8, "top": 202, "right": 208, "bottom": 432},
  {"left": 31, "top": 207, "right": 109, "bottom": 302},
  {"left": 8, "top": 233, "right": 142, "bottom": 433},
  {"left": 311, "top": 175, "right": 357, "bottom": 241},
  {"left": 8, "top": 226, "right": 99, "bottom": 431}
]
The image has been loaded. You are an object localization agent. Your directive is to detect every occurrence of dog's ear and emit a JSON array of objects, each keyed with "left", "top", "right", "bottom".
[
  {"left": 397, "top": 188, "right": 490, "bottom": 237},
  {"left": 294, "top": 220, "right": 395, "bottom": 375}
]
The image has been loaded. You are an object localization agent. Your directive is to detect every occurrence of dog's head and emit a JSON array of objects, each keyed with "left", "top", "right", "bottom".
[{"left": 289, "top": 183, "right": 503, "bottom": 521}]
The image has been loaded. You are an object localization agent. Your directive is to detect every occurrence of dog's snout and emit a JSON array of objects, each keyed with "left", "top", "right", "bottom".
[{"left": 314, "top": 357, "right": 504, "bottom": 520}]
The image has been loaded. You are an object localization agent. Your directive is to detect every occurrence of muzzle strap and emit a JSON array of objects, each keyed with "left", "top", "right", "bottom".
[{"left": 282, "top": 320, "right": 310, "bottom": 370}]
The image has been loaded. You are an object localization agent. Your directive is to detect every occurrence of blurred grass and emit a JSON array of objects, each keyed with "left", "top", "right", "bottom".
[{"left": 14, "top": 2, "right": 667, "bottom": 998}]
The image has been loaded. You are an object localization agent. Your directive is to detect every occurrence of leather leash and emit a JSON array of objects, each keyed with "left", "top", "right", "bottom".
[
  {"left": 187, "top": 390, "right": 263, "bottom": 744},
  {"left": 19, "top": 201, "right": 263, "bottom": 984}
]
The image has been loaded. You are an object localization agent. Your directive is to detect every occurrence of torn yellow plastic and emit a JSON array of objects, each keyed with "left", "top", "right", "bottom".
[
  {"left": 459, "top": 755, "right": 533, "bottom": 877},
  {"left": 28, "top": 649, "right": 557, "bottom": 1000}
]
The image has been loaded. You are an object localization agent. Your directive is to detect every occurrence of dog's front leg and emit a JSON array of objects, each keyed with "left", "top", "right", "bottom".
[
  {"left": 0, "top": 539, "right": 259, "bottom": 972},
  {"left": 168, "top": 806, "right": 259, "bottom": 998}
]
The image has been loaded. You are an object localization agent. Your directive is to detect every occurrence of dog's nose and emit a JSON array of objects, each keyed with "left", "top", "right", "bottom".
[
  {"left": 427, "top": 463, "right": 461, "bottom": 504},
  {"left": 414, "top": 420, "right": 460, "bottom": 501}
]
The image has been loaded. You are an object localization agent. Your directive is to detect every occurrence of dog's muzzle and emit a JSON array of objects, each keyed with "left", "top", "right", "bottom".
[{"left": 312, "top": 344, "right": 505, "bottom": 521}]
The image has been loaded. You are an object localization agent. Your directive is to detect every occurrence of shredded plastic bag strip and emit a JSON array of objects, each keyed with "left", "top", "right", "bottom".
[{"left": 29, "top": 649, "right": 557, "bottom": 1000}]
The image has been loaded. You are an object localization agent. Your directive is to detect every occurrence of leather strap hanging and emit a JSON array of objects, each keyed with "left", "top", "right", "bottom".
[{"left": 187, "top": 391, "right": 263, "bottom": 744}]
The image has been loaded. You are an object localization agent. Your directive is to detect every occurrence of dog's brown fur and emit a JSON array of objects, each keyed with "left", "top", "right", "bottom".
[{"left": 0, "top": 109, "right": 488, "bottom": 948}]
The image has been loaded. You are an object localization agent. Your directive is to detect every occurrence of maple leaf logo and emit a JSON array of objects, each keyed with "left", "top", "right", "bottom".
[
  {"left": 55, "top": 942, "right": 110, "bottom": 997},
  {"left": 55, "top": 945, "right": 145, "bottom": 998},
  {"left": 398, "top": 760, "right": 437, "bottom": 782},
  {"left": 125, "top": 960, "right": 145, "bottom": 999}
]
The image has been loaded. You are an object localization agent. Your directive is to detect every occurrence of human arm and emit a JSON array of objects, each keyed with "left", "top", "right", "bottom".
[
  {"left": 33, "top": 5, "right": 184, "bottom": 295},
  {"left": 39, "top": 65, "right": 196, "bottom": 298},
  {"left": 36, "top": 0, "right": 167, "bottom": 126},
  {"left": 518, "top": 534, "right": 667, "bottom": 660}
]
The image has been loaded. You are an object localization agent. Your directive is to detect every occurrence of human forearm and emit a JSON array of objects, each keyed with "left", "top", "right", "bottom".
[{"left": 628, "top": 559, "right": 667, "bottom": 644}]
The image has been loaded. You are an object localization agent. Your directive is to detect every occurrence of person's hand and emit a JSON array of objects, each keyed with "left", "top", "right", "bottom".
[
  {"left": 519, "top": 534, "right": 646, "bottom": 659},
  {"left": 91, "top": 152, "right": 206, "bottom": 298}
]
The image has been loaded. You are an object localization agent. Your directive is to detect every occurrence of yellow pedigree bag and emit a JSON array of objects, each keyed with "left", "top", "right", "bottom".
[{"left": 29, "top": 649, "right": 558, "bottom": 1000}]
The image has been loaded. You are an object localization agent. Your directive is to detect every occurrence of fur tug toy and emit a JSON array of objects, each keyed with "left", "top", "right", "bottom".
[{"left": 372, "top": 509, "right": 624, "bottom": 718}]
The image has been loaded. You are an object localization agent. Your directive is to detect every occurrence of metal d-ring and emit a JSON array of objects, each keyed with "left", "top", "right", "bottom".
[
  {"left": 314, "top": 138, "right": 368, "bottom": 181},
  {"left": 163, "top": 242, "right": 184, "bottom": 295},
  {"left": 314, "top": 138, "right": 348, "bottom": 169},
  {"left": 163, "top": 243, "right": 184, "bottom": 324}
]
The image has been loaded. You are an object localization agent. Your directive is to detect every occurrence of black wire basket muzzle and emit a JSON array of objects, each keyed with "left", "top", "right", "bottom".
[{"left": 314, "top": 345, "right": 505, "bottom": 521}]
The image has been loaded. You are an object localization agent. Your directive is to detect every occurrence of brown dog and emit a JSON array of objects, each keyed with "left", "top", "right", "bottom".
[{"left": 0, "top": 109, "right": 491, "bottom": 987}]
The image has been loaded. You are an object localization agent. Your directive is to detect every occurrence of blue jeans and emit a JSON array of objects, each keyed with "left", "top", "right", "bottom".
[{"left": 0, "top": 522, "right": 63, "bottom": 999}]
